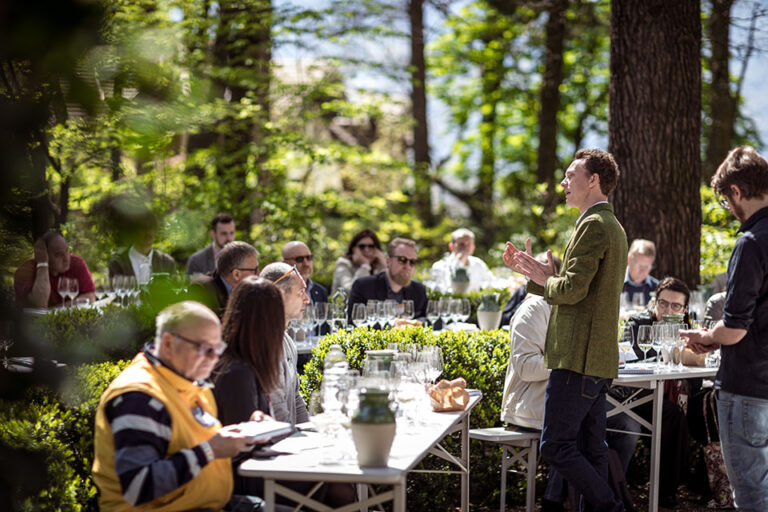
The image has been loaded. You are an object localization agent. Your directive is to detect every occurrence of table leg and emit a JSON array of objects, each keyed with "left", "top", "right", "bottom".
[
  {"left": 264, "top": 479, "right": 276, "bottom": 512},
  {"left": 648, "top": 383, "right": 663, "bottom": 512},
  {"left": 461, "top": 416, "right": 469, "bottom": 512},
  {"left": 357, "top": 483, "right": 368, "bottom": 512},
  {"left": 393, "top": 482, "right": 406, "bottom": 512}
]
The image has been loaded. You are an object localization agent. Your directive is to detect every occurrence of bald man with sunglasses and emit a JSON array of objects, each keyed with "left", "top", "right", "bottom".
[
  {"left": 347, "top": 237, "right": 427, "bottom": 325},
  {"left": 282, "top": 241, "right": 327, "bottom": 305}
]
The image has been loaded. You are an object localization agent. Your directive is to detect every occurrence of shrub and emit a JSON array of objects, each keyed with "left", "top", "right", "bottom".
[
  {"left": 300, "top": 326, "right": 511, "bottom": 508},
  {"left": 0, "top": 360, "right": 129, "bottom": 512}
]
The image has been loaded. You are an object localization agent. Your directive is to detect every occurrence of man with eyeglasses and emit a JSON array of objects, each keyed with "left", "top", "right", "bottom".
[
  {"left": 683, "top": 146, "right": 768, "bottom": 511},
  {"left": 347, "top": 237, "right": 428, "bottom": 325},
  {"left": 282, "top": 241, "right": 327, "bottom": 305},
  {"left": 623, "top": 239, "right": 659, "bottom": 306},
  {"left": 431, "top": 228, "right": 494, "bottom": 292},
  {"left": 93, "top": 301, "right": 258, "bottom": 511},
  {"left": 14, "top": 231, "right": 96, "bottom": 308},
  {"left": 190, "top": 241, "right": 259, "bottom": 318},
  {"left": 261, "top": 262, "right": 310, "bottom": 425}
]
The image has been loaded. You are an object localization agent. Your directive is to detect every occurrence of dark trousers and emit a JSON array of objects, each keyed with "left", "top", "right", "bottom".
[{"left": 541, "top": 369, "right": 624, "bottom": 512}]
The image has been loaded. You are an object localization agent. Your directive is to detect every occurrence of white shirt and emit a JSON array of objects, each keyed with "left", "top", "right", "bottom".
[
  {"left": 431, "top": 254, "right": 494, "bottom": 292},
  {"left": 129, "top": 246, "right": 154, "bottom": 285}
]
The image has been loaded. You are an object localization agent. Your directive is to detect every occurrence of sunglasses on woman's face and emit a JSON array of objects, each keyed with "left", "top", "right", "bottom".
[{"left": 357, "top": 243, "right": 375, "bottom": 250}]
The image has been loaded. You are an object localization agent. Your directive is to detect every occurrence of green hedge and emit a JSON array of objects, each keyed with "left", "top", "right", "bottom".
[
  {"left": 0, "top": 360, "right": 129, "bottom": 511},
  {"left": 300, "top": 326, "right": 513, "bottom": 509}
]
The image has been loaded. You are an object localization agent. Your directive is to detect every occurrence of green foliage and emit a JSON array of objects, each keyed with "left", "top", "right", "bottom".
[
  {"left": 24, "top": 304, "right": 153, "bottom": 364},
  {"left": 699, "top": 185, "right": 740, "bottom": 284},
  {"left": 300, "top": 326, "right": 511, "bottom": 508},
  {"left": 0, "top": 360, "right": 129, "bottom": 511},
  {"left": 477, "top": 292, "right": 503, "bottom": 312}
]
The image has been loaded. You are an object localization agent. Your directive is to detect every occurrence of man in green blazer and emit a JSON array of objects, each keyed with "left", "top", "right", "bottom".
[{"left": 504, "top": 148, "right": 627, "bottom": 512}]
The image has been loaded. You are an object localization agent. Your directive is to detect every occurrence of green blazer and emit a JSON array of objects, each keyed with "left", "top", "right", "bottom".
[{"left": 527, "top": 202, "right": 627, "bottom": 379}]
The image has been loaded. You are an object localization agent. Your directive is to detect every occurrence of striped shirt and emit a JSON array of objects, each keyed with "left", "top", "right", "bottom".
[{"left": 104, "top": 391, "right": 213, "bottom": 506}]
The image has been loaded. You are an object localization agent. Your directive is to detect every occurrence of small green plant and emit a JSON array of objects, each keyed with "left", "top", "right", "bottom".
[
  {"left": 477, "top": 292, "right": 502, "bottom": 312},
  {"left": 451, "top": 266, "right": 470, "bottom": 282}
]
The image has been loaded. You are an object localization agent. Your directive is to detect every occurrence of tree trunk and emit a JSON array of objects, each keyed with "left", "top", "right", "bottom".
[
  {"left": 468, "top": 33, "right": 505, "bottom": 249},
  {"left": 409, "top": 0, "right": 434, "bottom": 227},
  {"left": 702, "top": 0, "right": 736, "bottom": 182},
  {"left": 610, "top": 0, "right": 702, "bottom": 287},
  {"left": 537, "top": 0, "right": 567, "bottom": 207}
]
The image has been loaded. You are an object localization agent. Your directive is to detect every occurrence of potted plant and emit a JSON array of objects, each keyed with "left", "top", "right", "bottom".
[
  {"left": 451, "top": 266, "right": 471, "bottom": 294},
  {"left": 476, "top": 292, "right": 503, "bottom": 330}
]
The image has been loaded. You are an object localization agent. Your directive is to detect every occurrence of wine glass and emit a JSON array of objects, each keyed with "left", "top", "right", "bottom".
[
  {"left": 419, "top": 346, "right": 444, "bottom": 383},
  {"left": 651, "top": 324, "right": 664, "bottom": 371},
  {"left": 111, "top": 275, "right": 126, "bottom": 306},
  {"left": 459, "top": 298, "right": 471, "bottom": 323},
  {"left": 365, "top": 300, "right": 379, "bottom": 328},
  {"left": 313, "top": 302, "right": 329, "bottom": 334},
  {"left": 426, "top": 300, "right": 439, "bottom": 328},
  {"left": 637, "top": 325, "right": 652, "bottom": 362},
  {"left": 57, "top": 277, "right": 71, "bottom": 308},
  {"left": 401, "top": 300, "right": 414, "bottom": 320},
  {"left": 438, "top": 298, "right": 452, "bottom": 326},
  {"left": 351, "top": 303, "right": 367, "bottom": 328}
]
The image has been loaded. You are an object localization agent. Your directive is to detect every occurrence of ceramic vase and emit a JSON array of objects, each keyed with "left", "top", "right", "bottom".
[{"left": 351, "top": 388, "right": 396, "bottom": 467}]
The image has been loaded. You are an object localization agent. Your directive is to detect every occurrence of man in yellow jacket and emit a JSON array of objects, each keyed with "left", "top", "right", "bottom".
[
  {"left": 504, "top": 149, "right": 628, "bottom": 512},
  {"left": 92, "top": 301, "right": 255, "bottom": 511}
]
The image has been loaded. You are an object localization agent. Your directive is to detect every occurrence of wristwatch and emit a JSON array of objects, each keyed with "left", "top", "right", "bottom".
[{"left": 36, "top": 262, "right": 49, "bottom": 268}]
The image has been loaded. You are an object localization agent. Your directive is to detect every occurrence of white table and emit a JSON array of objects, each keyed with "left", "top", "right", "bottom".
[
  {"left": 610, "top": 363, "right": 717, "bottom": 512},
  {"left": 239, "top": 394, "right": 482, "bottom": 512}
]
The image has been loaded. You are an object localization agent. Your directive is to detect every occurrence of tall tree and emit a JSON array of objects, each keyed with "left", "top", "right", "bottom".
[
  {"left": 536, "top": 0, "right": 567, "bottom": 204},
  {"left": 610, "top": 0, "right": 702, "bottom": 287},
  {"left": 409, "top": 0, "right": 435, "bottom": 226}
]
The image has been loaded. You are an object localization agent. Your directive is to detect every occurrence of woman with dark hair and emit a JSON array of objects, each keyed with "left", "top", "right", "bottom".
[
  {"left": 213, "top": 277, "right": 355, "bottom": 507},
  {"left": 213, "top": 276, "right": 285, "bottom": 427},
  {"left": 330, "top": 228, "right": 386, "bottom": 294}
]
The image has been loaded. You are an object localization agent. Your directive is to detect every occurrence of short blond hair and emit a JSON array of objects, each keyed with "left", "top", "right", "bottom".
[
  {"left": 154, "top": 301, "right": 219, "bottom": 348},
  {"left": 628, "top": 239, "right": 656, "bottom": 259}
]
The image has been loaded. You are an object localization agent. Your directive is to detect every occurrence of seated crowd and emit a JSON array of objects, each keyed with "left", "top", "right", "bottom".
[{"left": 13, "top": 208, "right": 725, "bottom": 511}]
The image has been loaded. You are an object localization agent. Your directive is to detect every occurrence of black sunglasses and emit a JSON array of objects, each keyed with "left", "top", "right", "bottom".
[
  {"left": 290, "top": 254, "right": 314, "bottom": 264},
  {"left": 237, "top": 266, "right": 259, "bottom": 273},
  {"left": 357, "top": 243, "right": 376, "bottom": 250},
  {"left": 394, "top": 256, "right": 419, "bottom": 267}
]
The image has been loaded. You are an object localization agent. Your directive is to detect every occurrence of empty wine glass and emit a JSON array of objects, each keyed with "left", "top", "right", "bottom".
[
  {"left": 57, "top": 277, "right": 71, "bottom": 308},
  {"left": 400, "top": 300, "right": 414, "bottom": 320},
  {"left": 418, "top": 346, "right": 444, "bottom": 383},
  {"left": 313, "top": 302, "right": 329, "bottom": 334},
  {"left": 426, "top": 300, "right": 439, "bottom": 328},
  {"left": 111, "top": 275, "right": 126, "bottom": 306},
  {"left": 459, "top": 298, "right": 471, "bottom": 323},
  {"left": 351, "top": 303, "right": 367, "bottom": 328},
  {"left": 438, "top": 298, "right": 452, "bottom": 326}
]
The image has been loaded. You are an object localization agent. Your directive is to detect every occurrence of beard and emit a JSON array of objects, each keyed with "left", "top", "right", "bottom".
[
  {"left": 389, "top": 270, "right": 412, "bottom": 288},
  {"left": 731, "top": 201, "right": 747, "bottom": 223}
]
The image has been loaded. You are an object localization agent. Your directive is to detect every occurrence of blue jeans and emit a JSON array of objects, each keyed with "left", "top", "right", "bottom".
[
  {"left": 541, "top": 369, "right": 623, "bottom": 512},
  {"left": 717, "top": 390, "right": 768, "bottom": 511}
]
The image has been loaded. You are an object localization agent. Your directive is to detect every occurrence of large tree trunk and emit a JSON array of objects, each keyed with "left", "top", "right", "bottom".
[
  {"left": 537, "top": 0, "right": 567, "bottom": 207},
  {"left": 409, "top": 0, "right": 435, "bottom": 227},
  {"left": 610, "top": 0, "right": 702, "bottom": 288},
  {"left": 212, "top": 0, "right": 273, "bottom": 233},
  {"left": 702, "top": 0, "right": 736, "bottom": 182}
]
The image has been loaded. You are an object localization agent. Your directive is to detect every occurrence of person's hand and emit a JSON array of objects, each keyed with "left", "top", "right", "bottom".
[
  {"left": 680, "top": 329, "right": 719, "bottom": 354},
  {"left": 504, "top": 239, "right": 555, "bottom": 286},
  {"left": 370, "top": 248, "right": 387, "bottom": 270},
  {"left": 33, "top": 238, "right": 48, "bottom": 264},
  {"left": 249, "top": 410, "right": 273, "bottom": 422},
  {"left": 351, "top": 247, "right": 368, "bottom": 267},
  {"left": 207, "top": 424, "right": 256, "bottom": 458}
]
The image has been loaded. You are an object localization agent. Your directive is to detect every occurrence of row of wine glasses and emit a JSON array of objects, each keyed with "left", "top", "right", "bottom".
[
  {"left": 349, "top": 300, "right": 415, "bottom": 329},
  {"left": 425, "top": 298, "right": 471, "bottom": 329}
]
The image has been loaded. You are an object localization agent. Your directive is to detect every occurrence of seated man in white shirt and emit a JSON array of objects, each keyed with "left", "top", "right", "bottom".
[{"left": 431, "top": 228, "right": 494, "bottom": 292}]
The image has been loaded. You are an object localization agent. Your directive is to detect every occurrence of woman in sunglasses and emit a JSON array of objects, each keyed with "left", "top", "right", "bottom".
[{"left": 331, "top": 228, "right": 386, "bottom": 294}]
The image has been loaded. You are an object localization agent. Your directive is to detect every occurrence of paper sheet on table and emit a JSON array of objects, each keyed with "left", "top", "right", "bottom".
[{"left": 270, "top": 432, "right": 334, "bottom": 454}]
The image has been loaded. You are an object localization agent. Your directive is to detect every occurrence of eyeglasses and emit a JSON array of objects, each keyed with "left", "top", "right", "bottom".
[
  {"left": 172, "top": 332, "right": 227, "bottom": 358},
  {"left": 274, "top": 265, "right": 302, "bottom": 285},
  {"left": 656, "top": 298, "right": 686, "bottom": 313},
  {"left": 718, "top": 197, "right": 730, "bottom": 210},
  {"left": 394, "top": 255, "right": 419, "bottom": 267},
  {"left": 289, "top": 254, "right": 314, "bottom": 264},
  {"left": 237, "top": 266, "right": 259, "bottom": 273},
  {"left": 357, "top": 243, "right": 376, "bottom": 250}
]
